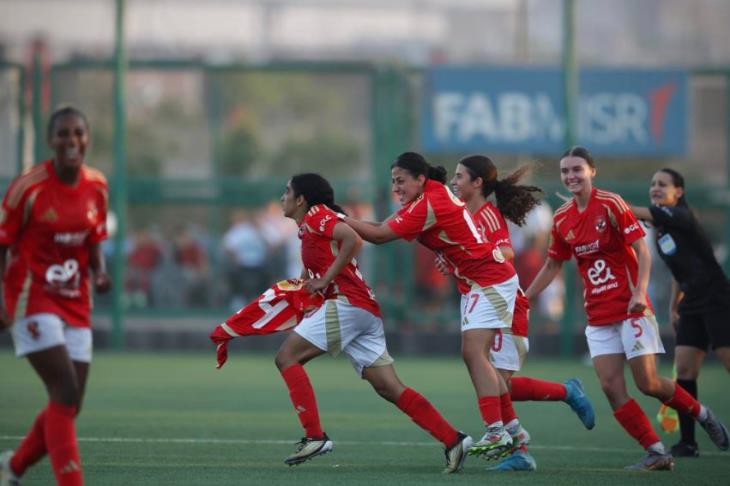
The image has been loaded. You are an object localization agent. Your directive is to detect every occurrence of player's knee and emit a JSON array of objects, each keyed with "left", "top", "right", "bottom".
[
  {"left": 274, "top": 351, "right": 293, "bottom": 371},
  {"left": 635, "top": 377, "right": 661, "bottom": 397}
]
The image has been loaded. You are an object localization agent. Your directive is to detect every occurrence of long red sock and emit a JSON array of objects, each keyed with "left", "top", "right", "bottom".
[
  {"left": 280, "top": 364, "right": 324, "bottom": 439},
  {"left": 613, "top": 398, "right": 660, "bottom": 449},
  {"left": 396, "top": 388, "right": 459, "bottom": 447},
  {"left": 10, "top": 407, "right": 47, "bottom": 476},
  {"left": 478, "top": 395, "right": 501, "bottom": 426},
  {"left": 663, "top": 383, "right": 701, "bottom": 418},
  {"left": 45, "top": 401, "right": 82, "bottom": 486},
  {"left": 510, "top": 377, "right": 567, "bottom": 401},
  {"left": 499, "top": 393, "right": 517, "bottom": 424}
]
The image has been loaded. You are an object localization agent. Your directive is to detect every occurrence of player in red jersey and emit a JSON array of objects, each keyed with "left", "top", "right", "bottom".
[
  {"left": 340, "top": 152, "right": 519, "bottom": 461},
  {"left": 448, "top": 155, "right": 596, "bottom": 471},
  {"left": 274, "top": 173, "right": 472, "bottom": 473},
  {"left": 525, "top": 146, "right": 729, "bottom": 471},
  {"left": 0, "top": 107, "right": 110, "bottom": 486}
]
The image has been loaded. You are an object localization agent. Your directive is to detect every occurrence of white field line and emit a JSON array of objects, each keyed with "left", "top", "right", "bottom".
[{"left": 0, "top": 435, "right": 726, "bottom": 457}]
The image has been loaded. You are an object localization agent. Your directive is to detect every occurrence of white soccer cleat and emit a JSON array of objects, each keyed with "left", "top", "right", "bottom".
[
  {"left": 469, "top": 427, "right": 513, "bottom": 460},
  {"left": 284, "top": 434, "right": 333, "bottom": 466},
  {"left": 443, "top": 432, "right": 472, "bottom": 473},
  {"left": 0, "top": 451, "right": 20, "bottom": 486}
]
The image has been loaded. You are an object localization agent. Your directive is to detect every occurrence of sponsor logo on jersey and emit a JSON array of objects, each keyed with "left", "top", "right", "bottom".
[
  {"left": 54, "top": 231, "right": 89, "bottom": 246},
  {"left": 575, "top": 239, "right": 600, "bottom": 256},
  {"left": 319, "top": 215, "right": 332, "bottom": 232},
  {"left": 587, "top": 259, "right": 618, "bottom": 294},
  {"left": 624, "top": 223, "right": 639, "bottom": 234},
  {"left": 45, "top": 259, "right": 81, "bottom": 297}
]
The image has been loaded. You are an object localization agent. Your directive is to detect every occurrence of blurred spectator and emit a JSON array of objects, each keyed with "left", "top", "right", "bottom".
[
  {"left": 222, "top": 209, "right": 268, "bottom": 309},
  {"left": 126, "top": 227, "right": 164, "bottom": 308},
  {"left": 173, "top": 224, "right": 210, "bottom": 307}
]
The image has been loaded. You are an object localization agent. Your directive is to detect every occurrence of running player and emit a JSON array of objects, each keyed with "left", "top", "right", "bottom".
[
  {"left": 630, "top": 168, "right": 730, "bottom": 457},
  {"left": 340, "top": 152, "right": 520, "bottom": 461},
  {"left": 449, "top": 155, "right": 596, "bottom": 471},
  {"left": 274, "top": 173, "right": 472, "bottom": 473},
  {"left": 525, "top": 146, "right": 729, "bottom": 471},
  {"left": 0, "top": 106, "right": 110, "bottom": 486}
]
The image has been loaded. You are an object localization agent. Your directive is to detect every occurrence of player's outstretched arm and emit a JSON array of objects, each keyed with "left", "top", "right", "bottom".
[
  {"left": 525, "top": 257, "right": 563, "bottom": 300},
  {"left": 630, "top": 205, "right": 653, "bottom": 222},
  {"left": 341, "top": 214, "right": 400, "bottom": 245}
]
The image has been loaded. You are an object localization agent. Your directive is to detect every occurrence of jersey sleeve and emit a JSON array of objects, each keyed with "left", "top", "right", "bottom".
[
  {"left": 0, "top": 180, "right": 30, "bottom": 246},
  {"left": 479, "top": 207, "right": 512, "bottom": 249},
  {"left": 649, "top": 204, "right": 693, "bottom": 231},
  {"left": 547, "top": 222, "right": 572, "bottom": 261},
  {"left": 88, "top": 182, "right": 109, "bottom": 244},
  {"left": 608, "top": 195, "right": 645, "bottom": 245},
  {"left": 387, "top": 197, "right": 428, "bottom": 241},
  {"left": 305, "top": 208, "right": 339, "bottom": 239}
]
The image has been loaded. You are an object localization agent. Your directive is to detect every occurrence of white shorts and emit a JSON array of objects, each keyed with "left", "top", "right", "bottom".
[
  {"left": 460, "top": 275, "right": 518, "bottom": 332},
  {"left": 490, "top": 330, "right": 529, "bottom": 371},
  {"left": 585, "top": 315, "right": 665, "bottom": 360},
  {"left": 294, "top": 299, "right": 394, "bottom": 376},
  {"left": 11, "top": 313, "right": 93, "bottom": 363}
]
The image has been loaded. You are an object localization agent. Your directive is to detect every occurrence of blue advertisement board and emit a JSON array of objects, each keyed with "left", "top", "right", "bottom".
[{"left": 421, "top": 66, "right": 688, "bottom": 156}]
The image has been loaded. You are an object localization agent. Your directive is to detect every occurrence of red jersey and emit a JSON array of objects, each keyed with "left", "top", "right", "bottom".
[
  {"left": 299, "top": 204, "right": 381, "bottom": 317},
  {"left": 0, "top": 160, "right": 108, "bottom": 327},
  {"left": 473, "top": 202, "right": 528, "bottom": 337},
  {"left": 548, "top": 188, "right": 653, "bottom": 326},
  {"left": 388, "top": 179, "right": 515, "bottom": 294},
  {"left": 210, "top": 279, "right": 325, "bottom": 368}
]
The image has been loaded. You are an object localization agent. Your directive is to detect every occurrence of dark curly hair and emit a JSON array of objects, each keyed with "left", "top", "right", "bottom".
[
  {"left": 290, "top": 173, "right": 347, "bottom": 215},
  {"left": 458, "top": 155, "right": 542, "bottom": 226}
]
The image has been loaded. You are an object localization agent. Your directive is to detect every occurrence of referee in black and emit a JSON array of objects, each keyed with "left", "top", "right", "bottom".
[{"left": 631, "top": 168, "right": 730, "bottom": 458}]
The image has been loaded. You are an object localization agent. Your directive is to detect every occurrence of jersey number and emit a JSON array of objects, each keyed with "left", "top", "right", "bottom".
[
  {"left": 630, "top": 319, "right": 643, "bottom": 338},
  {"left": 492, "top": 329, "right": 503, "bottom": 352}
]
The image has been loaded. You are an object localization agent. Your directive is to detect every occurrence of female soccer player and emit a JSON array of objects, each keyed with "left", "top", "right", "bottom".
[
  {"left": 340, "top": 152, "right": 519, "bottom": 461},
  {"left": 274, "top": 173, "right": 472, "bottom": 473},
  {"left": 630, "top": 168, "right": 730, "bottom": 458},
  {"left": 525, "top": 146, "right": 729, "bottom": 471},
  {"left": 448, "top": 155, "right": 596, "bottom": 471},
  {"left": 0, "top": 107, "right": 110, "bottom": 486}
]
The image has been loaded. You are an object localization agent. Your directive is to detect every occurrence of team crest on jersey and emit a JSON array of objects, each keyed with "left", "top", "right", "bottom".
[
  {"left": 595, "top": 216, "right": 607, "bottom": 232},
  {"left": 41, "top": 207, "right": 59, "bottom": 222},
  {"left": 87, "top": 202, "right": 98, "bottom": 223}
]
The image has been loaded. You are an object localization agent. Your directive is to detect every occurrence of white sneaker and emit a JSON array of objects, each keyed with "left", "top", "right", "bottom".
[
  {"left": 0, "top": 451, "right": 20, "bottom": 486},
  {"left": 284, "top": 434, "right": 333, "bottom": 466},
  {"left": 469, "top": 427, "right": 513, "bottom": 460}
]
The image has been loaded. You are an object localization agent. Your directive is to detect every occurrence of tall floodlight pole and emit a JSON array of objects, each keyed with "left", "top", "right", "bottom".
[
  {"left": 111, "top": 0, "right": 128, "bottom": 349},
  {"left": 561, "top": 0, "right": 578, "bottom": 356}
]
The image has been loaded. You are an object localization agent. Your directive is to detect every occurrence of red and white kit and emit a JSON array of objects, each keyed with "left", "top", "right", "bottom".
[{"left": 0, "top": 160, "right": 108, "bottom": 327}]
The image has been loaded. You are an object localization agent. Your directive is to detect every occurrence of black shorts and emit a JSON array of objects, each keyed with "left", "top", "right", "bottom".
[{"left": 676, "top": 306, "right": 730, "bottom": 350}]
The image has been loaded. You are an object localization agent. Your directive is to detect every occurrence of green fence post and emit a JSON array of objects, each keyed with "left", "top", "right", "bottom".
[
  {"left": 16, "top": 65, "right": 26, "bottom": 173},
  {"left": 110, "top": 0, "right": 128, "bottom": 349},
  {"left": 32, "top": 50, "right": 43, "bottom": 164}
]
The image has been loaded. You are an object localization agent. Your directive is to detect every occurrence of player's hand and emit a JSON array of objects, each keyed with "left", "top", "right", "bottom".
[
  {"left": 627, "top": 291, "right": 647, "bottom": 314},
  {"left": 0, "top": 306, "right": 12, "bottom": 331},
  {"left": 670, "top": 310, "right": 680, "bottom": 332},
  {"left": 304, "top": 278, "right": 329, "bottom": 294},
  {"left": 94, "top": 272, "right": 112, "bottom": 294}
]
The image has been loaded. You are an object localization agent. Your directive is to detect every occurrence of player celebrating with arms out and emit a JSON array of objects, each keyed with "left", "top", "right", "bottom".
[
  {"left": 449, "top": 155, "right": 596, "bottom": 471},
  {"left": 630, "top": 168, "right": 730, "bottom": 458},
  {"left": 525, "top": 146, "right": 729, "bottom": 471},
  {"left": 0, "top": 107, "right": 110, "bottom": 486},
  {"left": 340, "top": 152, "right": 521, "bottom": 461},
  {"left": 275, "top": 173, "right": 472, "bottom": 473}
]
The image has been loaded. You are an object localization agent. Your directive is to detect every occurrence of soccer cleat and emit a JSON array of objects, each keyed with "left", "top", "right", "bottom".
[
  {"left": 670, "top": 441, "right": 699, "bottom": 458},
  {"left": 468, "top": 427, "right": 513, "bottom": 459},
  {"left": 443, "top": 432, "right": 473, "bottom": 473},
  {"left": 0, "top": 451, "right": 20, "bottom": 486},
  {"left": 486, "top": 449, "right": 537, "bottom": 471},
  {"left": 699, "top": 407, "right": 729, "bottom": 451},
  {"left": 564, "top": 378, "right": 596, "bottom": 430},
  {"left": 509, "top": 424, "right": 530, "bottom": 449},
  {"left": 284, "top": 434, "right": 333, "bottom": 466},
  {"left": 624, "top": 451, "right": 674, "bottom": 471}
]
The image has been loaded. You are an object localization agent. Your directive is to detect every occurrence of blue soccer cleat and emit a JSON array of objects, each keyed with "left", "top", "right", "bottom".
[
  {"left": 564, "top": 378, "right": 595, "bottom": 430},
  {"left": 487, "top": 449, "right": 537, "bottom": 471}
]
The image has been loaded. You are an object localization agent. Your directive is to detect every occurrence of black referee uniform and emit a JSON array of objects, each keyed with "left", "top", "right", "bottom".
[{"left": 650, "top": 203, "right": 730, "bottom": 350}]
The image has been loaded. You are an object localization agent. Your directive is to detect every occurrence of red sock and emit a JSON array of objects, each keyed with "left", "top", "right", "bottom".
[
  {"left": 499, "top": 393, "right": 517, "bottom": 424},
  {"left": 396, "top": 388, "right": 459, "bottom": 447},
  {"left": 510, "top": 377, "right": 567, "bottom": 401},
  {"left": 10, "top": 407, "right": 47, "bottom": 476},
  {"left": 45, "top": 401, "right": 83, "bottom": 486},
  {"left": 613, "top": 398, "right": 660, "bottom": 449},
  {"left": 663, "top": 383, "right": 701, "bottom": 418},
  {"left": 478, "top": 395, "right": 501, "bottom": 426},
  {"left": 280, "top": 364, "right": 324, "bottom": 439}
]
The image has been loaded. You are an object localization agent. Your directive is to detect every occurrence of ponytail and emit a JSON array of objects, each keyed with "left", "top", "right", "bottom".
[{"left": 392, "top": 151, "right": 447, "bottom": 185}]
